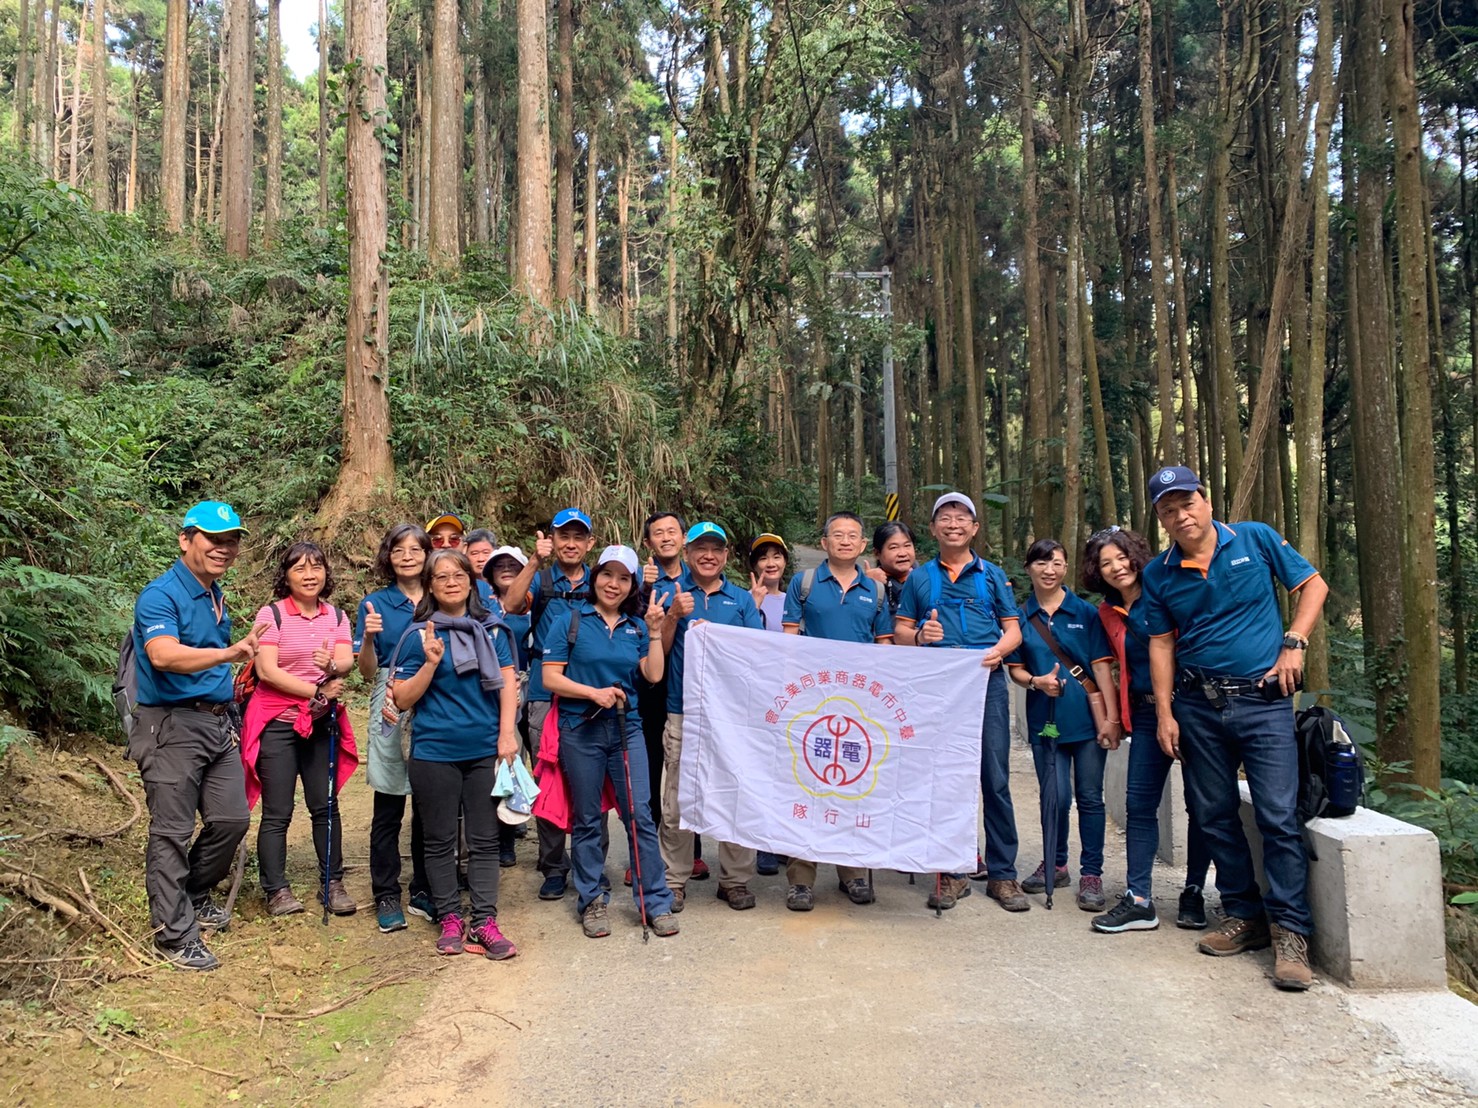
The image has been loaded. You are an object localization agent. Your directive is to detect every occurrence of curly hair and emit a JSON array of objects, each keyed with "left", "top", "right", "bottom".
[
  {"left": 413, "top": 549, "right": 489, "bottom": 621},
  {"left": 272, "top": 541, "right": 335, "bottom": 601},
  {"left": 1081, "top": 527, "right": 1153, "bottom": 604},
  {"left": 373, "top": 523, "right": 432, "bottom": 584}
]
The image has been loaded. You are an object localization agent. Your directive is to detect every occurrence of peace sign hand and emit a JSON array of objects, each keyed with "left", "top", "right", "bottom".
[
  {"left": 422, "top": 619, "right": 445, "bottom": 666},
  {"left": 749, "top": 572, "right": 767, "bottom": 610},
  {"left": 644, "top": 591, "right": 667, "bottom": 637}
]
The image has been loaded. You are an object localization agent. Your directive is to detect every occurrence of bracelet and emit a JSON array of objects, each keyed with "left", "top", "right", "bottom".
[{"left": 1028, "top": 676, "right": 1037, "bottom": 691}]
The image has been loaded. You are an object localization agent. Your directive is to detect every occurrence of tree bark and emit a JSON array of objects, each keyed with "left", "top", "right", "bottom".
[
  {"left": 471, "top": 0, "right": 490, "bottom": 244},
  {"left": 554, "top": 0, "right": 575, "bottom": 300},
  {"left": 1138, "top": 0, "right": 1175, "bottom": 464},
  {"left": 586, "top": 127, "right": 600, "bottom": 316},
  {"left": 1019, "top": 21, "right": 1050, "bottom": 539},
  {"left": 90, "top": 0, "right": 107, "bottom": 209},
  {"left": 427, "top": 0, "right": 461, "bottom": 267},
  {"left": 68, "top": 6, "right": 84, "bottom": 187},
  {"left": 318, "top": 0, "right": 329, "bottom": 223},
  {"left": 617, "top": 143, "right": 631, "bottom": 335},
  {"left": 14, "top": 0, "right": 32, "bottom": 150},
  {"left": 160, "top": 0, "right": 188, "bottom": 231},
  {"left": 515, "top": 0, "right": 553, "bottom": 309},
  {"left": 222, "top": 0, "right": 253, "bottom": 258},
  {"left": 264, "top": 0, "right": 283, "bottom": 246},
  {"left": 36, "top": 0, "right": 60, "bottom": 175}
]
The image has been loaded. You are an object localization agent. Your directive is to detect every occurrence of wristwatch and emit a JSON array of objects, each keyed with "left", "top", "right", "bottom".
[{"left": 1282, "top": 633, "right": 1307, "bottom": 651}]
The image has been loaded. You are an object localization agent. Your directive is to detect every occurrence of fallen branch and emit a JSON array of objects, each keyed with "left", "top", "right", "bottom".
[
  {"left": 24, "top": 756, "right": 143, "bottom": 845},
  {"left": 0, "top": 865, "right": 152, "bottom": 967},
  {"left": 0, "top": 871, "right": 81, "bottom": 922},
  {"left": 222, "top": 838, "right": 249, "bottom": 919},
  {"left": 249, "top": 970, "right": 422, "bottom": 1021},
  {"left": 84, "top": 1029, "right": 243, "bottom": 1081}
]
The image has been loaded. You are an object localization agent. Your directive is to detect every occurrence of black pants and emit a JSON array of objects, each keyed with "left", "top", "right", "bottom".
[
  {"left": 369, "top": 791, "right": 430, "bottom": 902},
  {"left": 128, "top": 705, "right": 250, "bottom": 947},
  {"left": 255, "top": 716, "right": 343, "bottom": 894},
  {"left": 408, "top": 755, "right": 501, "bottom": 923}
]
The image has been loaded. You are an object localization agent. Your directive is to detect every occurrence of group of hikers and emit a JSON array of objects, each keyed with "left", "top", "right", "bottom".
[{"left": 126, "top": 463, "right": 1327, "bottom": 992}]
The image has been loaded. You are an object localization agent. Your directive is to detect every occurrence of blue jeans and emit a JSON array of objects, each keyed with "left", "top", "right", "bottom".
[
  {"left": 1173, "top": 691, "right": 1312, "bottom": 934},
  {"left": 1124, "top": 704, "right": 1211, "bottom": 899},
  {"left": 1030, "top": 737, "right": 1107, "bottom": 875},
  {"left": 559, "top": 713, "right": 674, "bottom": 918},
  {"left": 979, "top": 667, "right": 1019, "bottom": 881}
]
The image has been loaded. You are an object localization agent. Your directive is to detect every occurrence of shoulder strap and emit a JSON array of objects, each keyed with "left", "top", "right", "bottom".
[
  {"left": 270, "top": 602, "right": 283, "bottom": 628},
  {"left": 386, "top": 621, "right": 428, "bottom": 674},
  {"left": 1029, "top": 608, "right": 1098, "bottom": 692},
  {"left": 567, "top": 608, "right": 580, "bottom": 649},
  {"left": 973, "top": 561, "right": 989, "bottom": 607},
  {"left": 798, "top": 567, "right": 817, "bottom": 604},
  {"left": 926, "top": 560, "right": 944, "bottom": 612}
]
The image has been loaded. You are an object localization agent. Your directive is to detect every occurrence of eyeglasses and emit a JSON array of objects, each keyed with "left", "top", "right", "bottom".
[
  {"left": 390, "top": 547, "right": 424, "bottom": 560},
  {"left": 430, "top": 535, "right": 463, "bottom": 549},
  {"left": 431, "top": 572, "right": 469, "bottom": 585}
]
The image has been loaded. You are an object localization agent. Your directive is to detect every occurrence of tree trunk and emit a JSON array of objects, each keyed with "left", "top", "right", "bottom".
[
  {"left": 957, "top": 216, "right": 984, "bottom": 510},
  {"left": 318, "top": 0, "right": 329, "bottom": 223},
  {"left": 617, "top": 143, "right": 631, "bottom": 336},
  {"left": 222, "top": 0, "right": 253, "bottom": 258},
  {"left": 68, "top": 7, "right": 84, "bottom": 187},
  {"left": 125, "top": 68, "right": 138, "bottom": 212},
  {"left": 1019, "top": 21, "right": 1050, "bottom": 538},
  {"left": 1138, "top": 0, "right": 1175, "bottom": 463},
  {"left": 554, "top": 0, "right": 575, "bottom": 300},
  {"left": 14, "top": 0, "right": 32, "bottom": 150},
  {"left": 851, "top": 348, "right": 865, "bottom": 499},
  {"left": 515, "top": 0, "right": 553, "bottom": 308},
  {"left": 427, "top": 0, "right": 461, "bottom": 267},
  {"left": 586, "top": 127, "right": 600, "bottom": 317},
  {"left": 264, "top": 0, "right": 283, "bottom": 246},
  {"left": 471, "top": 0, "right": 490, "bottom": 244},
  {"left": 160, "top": 0, "right": 188, "bottom": 231},
  {"left": 91, "top": 0, "right": 107, "bottom": 209},
  {"left": 1083, "top": 274, "right": 1117, "bottom": 523},
  {"left": 36, "top": 0, "right": 60, "bottom": 174}
]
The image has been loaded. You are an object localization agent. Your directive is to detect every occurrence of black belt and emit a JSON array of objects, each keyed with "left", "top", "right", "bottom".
[
  {"left": 168, "top": 700, "right": 232, "bottom": 716},
  {"left": 1177, "top": 670, "right": 1288, "bottom": 703},
  {"left": 1132, "top": 692, "right": 1157, "bottom": 707}
]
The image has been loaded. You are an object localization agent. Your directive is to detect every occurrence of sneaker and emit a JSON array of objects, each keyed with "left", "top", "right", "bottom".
[
  {"left": 756, "top": 851, "right": 781, "bottom": 876},
  {"left": 407, "top": 890, "right": 437, "bottom": 922},
  {"left": 499, "top": 846, "right": 517, "bottom": 868},
  {"left": 969, "top": 853, "right": 990, "bottom": 881},
  {"left": 320, "top": 879, "right": 357, "bottom": 916},
  {"left": 1270, "top": 924, "right": 1313, "bottom": 990},
  {"left": 1177, "top": 885, "right": 1208, "bottom": 930},
  {"left": 1092, "top": 893, "right": 1160, "bottom": 933},
  {"left": 717, "top": 884, "right": 757, "bottom": 910},
  {"left": 191, "top": 896, "right": 231, "bottom": 932},
  {"left": 1197, "top": 913, "right": 1271, "bottom": 957},
  {"left": 1077, "top": 875, "right": 1107, "bottom": 912},
  {"left": 839, "top": 878, "right": 875, "bottom": 905},
  {"left": 538, "top": 873, "right": 568, "bottom": 901},
  {"left": 649, "top": 912, "right": 680, "bottom": 937},
  {"left": 436, "top": 913, "right": 465, "bottom": 955},
  {"left": 465, "top": 917, "right": 518, "bottom": 961},
  {"left": 785, "top": 884, "right": 814, "bottom": 912},
  {"left": 691, "top": 858, "right": 711, "bottom": 880},
  {"left": 376, "top": 897, "right": 408, "bottom": 933},
  {"left": 927, "top": 875, "right": 970, "bottom": 910},
  {"left": 266, "top": 887, "right": 305, "bottom": 917},
  {"left": 985, "top": 879, "right": 1031, "bottom": 912},
  {"left": 1021, "top": 861, "right": 1071, "bottom": 894},
  {"left": 670, "top": 886, "right": 687, "bottom": 913},
  {"left": 154, "top": 937, "right": 219, "bottom": 972},
  {"left": 582, "top": 901, "right": 611, "bottom": 938}
]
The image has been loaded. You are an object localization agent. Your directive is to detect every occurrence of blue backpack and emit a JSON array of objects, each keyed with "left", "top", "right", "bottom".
[{"left": 921, "top": 558, "right": 994, "bottom": 644}]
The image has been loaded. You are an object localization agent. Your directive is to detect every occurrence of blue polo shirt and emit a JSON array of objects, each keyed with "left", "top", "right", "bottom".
[
  {"left": 649, "top": 563, "right": 692, "bottom": 609},
  {"left": 782, "top": 562, "right": 892, "bottom": 642},
  {"left": 896, "top": 555, "right": 1021, "bottom": 649},
  {"left": 133, "top": 559, "right": 234, "bottom": 705},
  {"left": 666, "top": 578, "right": 764, "bottom": 714},
  {"left": 393, "top": 623, "right": 516, "bottom": 762},
  {"left": 526, "top": 563, "right": 591, "bottom": 703},
  {"left": 475, "top": 578, "right": 495, "bottom": 608},
  {"left": 1115, "top": 597, "right": 1154, "bottom": 695},
  {"left": 1142, "top": 520, "right": 1318, "bottom": 679},
  {"left": 542, "top": 604, "right": 651, "bottom": 728},
  {"left": 1010, "top": 589, "right": 1113, "bottom": 744},
  {"left": 355, "top": 584, "right": 420, "bottom": 670},
  {"left": 496, "top": 605, "right": 532, "bottom": 672}
]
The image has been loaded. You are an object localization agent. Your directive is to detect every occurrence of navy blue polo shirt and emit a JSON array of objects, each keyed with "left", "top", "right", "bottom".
[
  {"left": 1142, "top": 520, "right": 1318, "bottom": 679},
  {"left": 393, "top": 623, "right": 516, "bottom": 762},
  {"left": 1115, "top": 597, "right": 1154, "bottom": 695},
  {"left": 782, "top": 562, "right": 892, "bottom": 643},
  {"left": 494, "top": 603, "right": 532, "bottom": 672},
  {"left": 667, "top": 578, "right": 764, "bottom": 714},
  {"left": 133, "top": 559, "right": 234, "bottom": 705},
  {"left": 896, "top": 555, "right": 1021, "bottom": 649},
  {"left": 542, "top": 604, "right": 651, "bottom": 728},
  {"left": 526, "top": 563, "right": 591, "bottom": 703},
  {"left": 354, "top": 584, "right": 420, "bottom": 670},
  {"left": 1010, "top": 589, "right": 1113, "bottom": 744},
  {"left": 649, "top": 563, "right": 692, "bottom": 609},
  {"left": 475, "top": 578, "right": 495, "bottom": 608}
]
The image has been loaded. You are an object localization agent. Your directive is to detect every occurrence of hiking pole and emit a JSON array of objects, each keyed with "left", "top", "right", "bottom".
[
  {"left": 323, "top": 698, "right": 339, "bottom": 927},
  {"left": 615, "top": 698, "right": 649, "bottom": 944}
]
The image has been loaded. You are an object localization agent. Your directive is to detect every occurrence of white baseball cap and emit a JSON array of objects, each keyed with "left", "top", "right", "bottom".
[
  {"left": 487, "top": 545, "right": 529, "bottom": 567},
  {"left": 931, "top": 492, "right": 978, "bottom": 519},
  {"left": 595, "top": 544, "right": 640, "bottom": 576}
]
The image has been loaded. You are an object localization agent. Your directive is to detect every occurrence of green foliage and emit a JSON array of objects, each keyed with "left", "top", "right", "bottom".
[{"left": 1363, "top": 751, "right": 1478, "bottom": 894}]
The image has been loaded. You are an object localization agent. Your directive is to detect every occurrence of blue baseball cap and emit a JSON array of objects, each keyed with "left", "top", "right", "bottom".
[
  {"left": 685, "top": 521, "right": 728, "bottom": 544},
  {"left": 1149, "top": 465, "right": 1203, "bottom": 503},
  {"left": 552, "top": 507, "right": 593, "bottom": 531},
  {"left": 181, "top": 501, "right": 247, "bottom": 534}
]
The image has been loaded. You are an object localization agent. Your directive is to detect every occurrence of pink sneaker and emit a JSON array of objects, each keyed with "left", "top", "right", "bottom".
[
  {"left": 465, "top": 917, "right": 517, "bottom": 961},
  {"left": 436, "top": 912, "right": 465, "bottom": 955}
]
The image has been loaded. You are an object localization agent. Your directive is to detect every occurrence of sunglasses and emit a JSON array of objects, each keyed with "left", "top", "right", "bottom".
[{"left": 430, "top": 535, "right": 463, "bottom": 549}]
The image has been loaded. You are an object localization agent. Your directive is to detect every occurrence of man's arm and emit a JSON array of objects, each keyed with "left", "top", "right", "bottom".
[
  {"left": 144, "top": 633, "right": 256, "bottom": 673},
  {"left": 1150, "top": 634, "right": 1179, "bottom": 759}
]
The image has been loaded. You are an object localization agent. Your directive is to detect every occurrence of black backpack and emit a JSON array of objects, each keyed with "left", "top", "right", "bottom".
[
  {"left": 112, "top": 631, "right": 139, "bottom": 737},
  {"left": 1295, "top": 705, "right": 1366, "bottom": 825}
]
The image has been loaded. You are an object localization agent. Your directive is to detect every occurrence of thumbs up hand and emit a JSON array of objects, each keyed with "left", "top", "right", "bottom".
[
  {"left": 363, "top": 600, "right": 382, "bottom": 637},
  {"left": 643, "top": 559, "right": 659, "bottom": 586},
  {"left": 534, "top": 530, "right": 554, "bottom": 562},
  {"left": 672, "top": 581, "right": 695, "bottom": 619},
  {"left": 919, "top": 608, "right": 945, "bottom": 645},
  {"left": 313, "top": 637, "right": 334, "bottom": 673},
  {"left": 422, "top": 619, "right": 445, "bottom": 666},
  {"left": 1038, "top": 663, "right": 1064, "bottom": 697},
  {"left": 863, "top": 558, "right": 887, "bottom": 585}
]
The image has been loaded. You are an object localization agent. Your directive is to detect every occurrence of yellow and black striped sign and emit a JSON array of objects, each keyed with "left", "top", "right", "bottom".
[{"left": 884, "top": 493, "right": 900, "bottom": 521}]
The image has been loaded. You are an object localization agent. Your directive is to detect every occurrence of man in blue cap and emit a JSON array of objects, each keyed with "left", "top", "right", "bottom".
[
  {"left": 130, "top": 501, "right": 260, "bottom": 971},
  {"left": 1142, "top": 465, "right": 1328, "bottom": 991}
]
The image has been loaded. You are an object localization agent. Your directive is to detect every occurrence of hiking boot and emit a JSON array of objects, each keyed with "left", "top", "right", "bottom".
[
  {"left": 757, "top": 851, "right": 781, "bottom": 876},
  {"left": 969, "top": 853, "right": 989, "bottom": 881},
  {"left": 376, "top": 897, "right": 408, "bottom": 933},
  {"left": 499, "top": 846, "right": 517, "bottom": 868},
  {"left": 718, "top": 884, "right": 757, "bottom": 910},
  {"left": 691, "top": 858, "right": 711, "bottom": 880},
  {"left": 1092, "top": 893, "right": 1160, "bottom": 933},
  {"left": 191, "top": 896, "right": 231, "bottom": 932},
  {"left": 465, "top": 917, "right": 518, "bottom": 961},
  {"left": 986, "top": 879, "right": 1031, "bottom": 912},
  {"left": 1197, "top": 914, "right": 1271, "bottom": 957},
  {"left": 786, "top": 884, "right": 815, "bottom": 912},
  {"left": 320, "top": 879, "right": 357, "bottom": 916},
  {"left": 649, "top": 912, "right": 680, "bottom": 937},
  {"left": 670, "top": 886, "right": 687, "bottom": 913},
  {"left": 1077, "top": 875, "right": 1107, "bottom": 912},
  {"left": 407, "top": 890, "right": 437, "bottom": 922},
  {"left": 267, "top": 887, "right": 305, "bottom": 917},
  {"left": 155, "top": 937, "right": 219, "bottom": 972},
  {"left": 538, "top": 873, "right": 568, "bottom": 900},
  {"left": 1270, "top": 924, "right": 1313, "bottom": 991},
  {"left": 436, "top": 912, "right": 465, "bottom": 955},
  {"left": 1177, "top": 885, "right": 1208, "bottom": 930},
  {"left": 1021, "top": 861, "right": 1071, "bottom": 894},
  {"left": 582, "top": 901, "right": 611, "bottom": 939},
  {"left": 839, "top": 878, "right": 875, "bottom": 905},
  {"left": 927, "top": 875, "right": 970, "bottom": 910}
]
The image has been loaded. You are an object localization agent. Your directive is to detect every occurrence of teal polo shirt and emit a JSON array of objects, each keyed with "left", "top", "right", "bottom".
[
  {"left": 355, "top": 584, "right": 419, "bottom": 669},
  {"left": 1142, "top": 520, "right": 1318, "bottom": 679},
  {"left": 526, "top": 563, "right": 591, "bottom": 703},
  {"left": 133, "top": 559, "right": 234, "bottom": 705},
  {"left": 542, "top": 604, "right": 651, "bottom": 728},
  {"left": 393, "top": 623, "right": 516, "bottom": 762},
  {"left": 1009, "top": 588, "right": 1113, "bottom": 744},
  {"left": 782, "top": 562, "right": 892, "bottom": 643},
  {"left": 896, "top": 555, "right": 1021, "bottom": 649},
  {"left": 666, "top": 578, "right": 763, "bottom": 714}
]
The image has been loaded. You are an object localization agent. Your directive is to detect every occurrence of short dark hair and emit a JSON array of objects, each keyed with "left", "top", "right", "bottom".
[
  {"left": 1081, "top": 527, "right": 1153, "bottom": 604},
  {"left": 465, "top": 528, "right": 497, "bottom": 547},
  {"left": 413, "top": 548, "right": 488, "bottom": 621},
  {"left": 747, "top": 539, "right": 789, "bottom": 571},
  {"left": 872, "top": 520, "right": 915, "bottom": 554},
  {"left": 643, "top": 511, "right": 686, "bottom": 540},
  {"left": 823, "top": 511, "right": 865, "bottom": 536},
  {"left": 272, "top": 541, "right": 336, "bottom": 600},
  {"left": 1025, "top": 538, "right": 1067, "bottom": 566},
  {"left": 592, "top": 560, "right": 646, "bottom": 618},
  {"left": 373, "top": 523, "right": 432, "bottom": 583}
]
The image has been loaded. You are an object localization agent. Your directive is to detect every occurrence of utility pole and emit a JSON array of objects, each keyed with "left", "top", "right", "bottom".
[{"left": 835, "top": 269, "right": 899, "bottom": 519}]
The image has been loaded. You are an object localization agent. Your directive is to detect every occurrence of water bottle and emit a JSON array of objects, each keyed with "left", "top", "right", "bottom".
[{"left": 1325, "top": 720, "right": 1362, "bottom": 816}]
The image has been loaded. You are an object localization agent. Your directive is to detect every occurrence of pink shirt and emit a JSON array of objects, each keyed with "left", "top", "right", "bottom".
[{"left": 256, "top": 597, "right": 351, "bottom": 718}]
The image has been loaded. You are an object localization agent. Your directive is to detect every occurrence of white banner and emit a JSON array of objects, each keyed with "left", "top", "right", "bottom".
[{"left": 681, "top": 622, "right": 989, "bottom": 873}]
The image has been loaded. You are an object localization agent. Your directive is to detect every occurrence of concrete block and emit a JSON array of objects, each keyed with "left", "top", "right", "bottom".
[
  {"left": 1236, "top": 781, "right": 1446, "bottom": 990},
  {"left": 1103, "top": 737, "right": 1189, "bottom": 867},
  {"left": 1009, "top": 680, "right": 1028, "bottom": 748}
]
